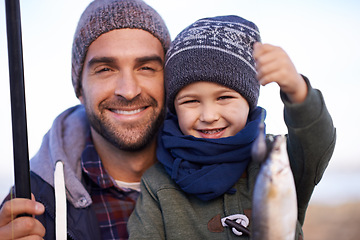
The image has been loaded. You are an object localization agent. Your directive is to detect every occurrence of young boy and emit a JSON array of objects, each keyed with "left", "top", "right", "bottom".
[{"left": 128, "top": 15, "right": 336, "bottom": 239}]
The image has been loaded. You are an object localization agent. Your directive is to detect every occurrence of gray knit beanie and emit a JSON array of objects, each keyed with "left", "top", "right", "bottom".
[
  {"left": 165, "top": 15, "right": 261, "bottom": 113},
  {"left": 72, "top": 0, "right": 171, "bottom": 98}
]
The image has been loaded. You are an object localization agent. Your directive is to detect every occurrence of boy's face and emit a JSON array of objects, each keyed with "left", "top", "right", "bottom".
[{"left": 174, "top": 81, "right": 249, "bottom": 139}]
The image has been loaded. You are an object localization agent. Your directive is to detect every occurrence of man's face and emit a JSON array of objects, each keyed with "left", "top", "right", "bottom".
[{"left": 79, "top": 29, "right": 165, "bottom": 151}]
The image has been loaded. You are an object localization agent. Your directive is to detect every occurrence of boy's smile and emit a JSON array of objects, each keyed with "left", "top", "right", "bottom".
[
  {"left": 197, "top": 127, "right": 227, "bottom": 139},
  {"left": 174, "top": 81, "right": 250, "bottom": 139}
]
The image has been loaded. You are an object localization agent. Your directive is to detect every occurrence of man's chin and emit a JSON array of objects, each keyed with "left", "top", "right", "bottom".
[
  {"left": 115, "top": 141, "right": 152, "bottom": 152},
  {"left": 112, "top": 134, "right": 154, "bottom": 152},
  {"left": 90, "top": 104, "right": 165, "bottom": 152}
]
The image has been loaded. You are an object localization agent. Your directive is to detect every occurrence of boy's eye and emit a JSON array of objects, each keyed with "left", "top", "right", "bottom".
[
  {"left": 181, "top": 99, "right": 199, "bottom": 104},
  {"left": 218, "top": 95, "right": 234, "bottom": 100}
]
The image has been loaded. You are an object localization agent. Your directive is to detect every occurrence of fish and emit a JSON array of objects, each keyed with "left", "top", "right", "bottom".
[
  {"left": 251, "top": 135, "right": 298, "bottom": 240},
  {"left": 250, "top": 110, "right": 267, "bottom": 163}
]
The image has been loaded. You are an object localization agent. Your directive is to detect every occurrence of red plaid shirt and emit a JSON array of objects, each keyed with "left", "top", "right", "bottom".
[{"left": 81, "top": 138, "right": 140, "bottom": 240}]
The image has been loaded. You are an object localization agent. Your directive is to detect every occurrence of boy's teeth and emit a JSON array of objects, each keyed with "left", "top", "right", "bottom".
[{"left": 202, "top": 128, "right": 223, "bottom": 134}]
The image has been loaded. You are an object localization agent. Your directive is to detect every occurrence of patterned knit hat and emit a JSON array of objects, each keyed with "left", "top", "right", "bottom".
[
  {"left": 72, "top": 0, "right": 171, "bottom": 98},
  {"left": 165, "top": 15, "right": 261, "bottom": 113}
]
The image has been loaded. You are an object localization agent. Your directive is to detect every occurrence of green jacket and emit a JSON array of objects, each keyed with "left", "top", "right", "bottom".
[{"left": 128, "top": 80, "right": 336, "bottom": 240}]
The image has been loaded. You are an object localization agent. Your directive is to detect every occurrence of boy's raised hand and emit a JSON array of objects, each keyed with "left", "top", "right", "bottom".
[{"left": 253, "top": 42, "right": 308, "bottom": 103}]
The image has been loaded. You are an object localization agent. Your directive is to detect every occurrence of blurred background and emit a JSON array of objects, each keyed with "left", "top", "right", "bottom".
[{"left": 1, "top": 1, "right": 359, "bottom": 239}]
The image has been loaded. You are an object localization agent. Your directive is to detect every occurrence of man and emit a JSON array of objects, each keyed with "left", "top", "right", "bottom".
[{"left": 0, "top": 0, "right": 170, "bottom": 239}]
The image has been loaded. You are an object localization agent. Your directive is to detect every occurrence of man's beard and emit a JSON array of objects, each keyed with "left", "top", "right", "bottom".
[{"left": 84, "top": 95, "right": 165, "bottom": 152}]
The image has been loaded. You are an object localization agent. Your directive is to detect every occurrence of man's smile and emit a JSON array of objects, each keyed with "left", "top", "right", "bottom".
[{"left": 110, "top": 107, "right": 148, "bottom": 115}]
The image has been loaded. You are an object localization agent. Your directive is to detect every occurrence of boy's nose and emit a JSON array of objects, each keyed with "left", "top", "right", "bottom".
[
  {"left": 114, "top": 71, "right": 141, "bottom": 101},
  {"left": 199, "top": 104, "right": 220, "bottom": 123}
]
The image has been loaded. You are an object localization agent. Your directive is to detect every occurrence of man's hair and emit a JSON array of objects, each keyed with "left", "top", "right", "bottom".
[{"left": 71, "top": 0, "right": 171, "bottom": 98}]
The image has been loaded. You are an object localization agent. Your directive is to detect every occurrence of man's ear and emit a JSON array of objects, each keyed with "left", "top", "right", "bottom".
[{"left": 78, "top": 94, "right": 84, "bottom": 104}]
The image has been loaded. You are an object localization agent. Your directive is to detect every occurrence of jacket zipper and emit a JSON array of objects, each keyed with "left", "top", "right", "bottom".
[{"left": 40, "top": 199, "right": 78, "bottom": 240}]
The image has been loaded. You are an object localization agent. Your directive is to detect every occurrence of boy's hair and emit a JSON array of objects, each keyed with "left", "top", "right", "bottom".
[
  {"left": 71, "top": 0, "right": 171, "bottom": 98},
  {"left": 165, "top": 15, "right": 261, "bottom": 113}
]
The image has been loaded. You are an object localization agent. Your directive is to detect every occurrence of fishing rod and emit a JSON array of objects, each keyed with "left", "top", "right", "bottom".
[{"left": 5, "top": 0, "right": 31, "bottom": 200}]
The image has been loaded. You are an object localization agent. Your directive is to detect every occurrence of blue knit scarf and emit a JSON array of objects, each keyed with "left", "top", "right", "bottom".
[{"left": 157, "top": 107, "right": 265, "bottom": 201}]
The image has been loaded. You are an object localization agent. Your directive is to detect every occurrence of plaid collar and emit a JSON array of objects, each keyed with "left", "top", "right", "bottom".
[
  {"left": 81, "top": 135, "right": 116, "bottom": 189},
  {"left": 80, "top": 133, "right": 140, "bottom": 239}
]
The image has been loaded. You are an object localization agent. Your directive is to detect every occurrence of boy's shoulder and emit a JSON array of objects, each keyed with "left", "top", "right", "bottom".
[{"left": 142, "top": 162, "right": 181, "bottom": 192}]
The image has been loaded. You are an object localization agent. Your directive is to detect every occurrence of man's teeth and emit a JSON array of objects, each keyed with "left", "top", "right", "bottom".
[
  {"left": 112, "top": 108, "right": 143, "bottom": 115},
  {"left": 201, "top": 128, "right": 224, "bottom": 134}
]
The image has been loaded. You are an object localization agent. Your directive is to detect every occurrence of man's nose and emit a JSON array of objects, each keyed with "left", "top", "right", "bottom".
[{"left": 114, "top": 71, "right": 141, "bottom": 100}]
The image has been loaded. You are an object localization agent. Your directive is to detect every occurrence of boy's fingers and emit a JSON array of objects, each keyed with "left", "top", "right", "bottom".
[
  {"left": 253, "top": 41, "right": 262, "bottom": 49},
  {"left": 255, "top": 44, "right": 284, "bottom": 62},
  {"left": 258, "top": 70, "right": 283, "bottom": 86},
  {"left": 252, "top": 42, "right": 262, "bottom": 59},
  {"left": 256, "top": 55, "right": 280, "bottom": 76},
  {"left": 253, "top": 43, "right": 274, "bottom": 58}
]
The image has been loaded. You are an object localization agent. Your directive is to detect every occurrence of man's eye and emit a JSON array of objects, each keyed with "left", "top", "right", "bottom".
[
  {"left": 96, "top": 67, "right": 111, "bottom": 73},
  {"left": 140, "top": 66, "right": 155, "bottom": 71}
]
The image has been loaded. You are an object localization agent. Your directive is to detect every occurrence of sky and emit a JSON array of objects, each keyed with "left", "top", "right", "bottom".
[{"left": 0, "top": 0, "right": 359, "bottom": 204}]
